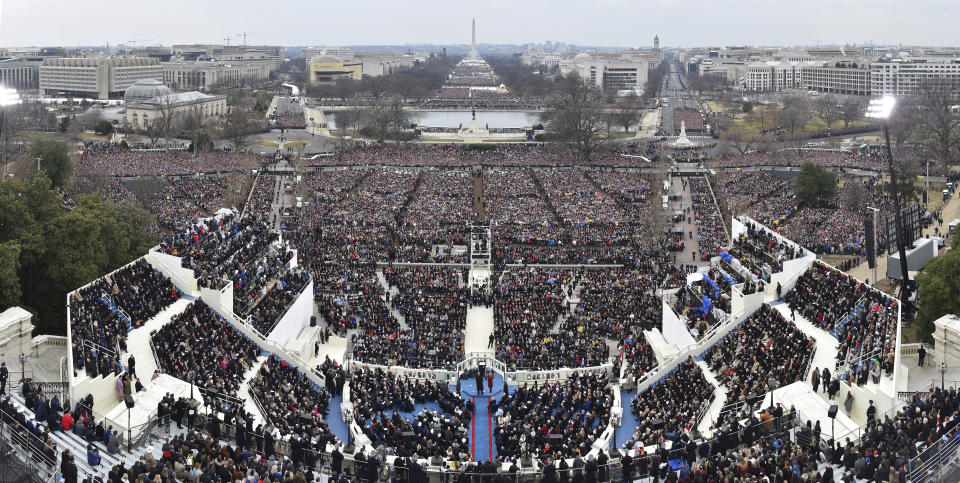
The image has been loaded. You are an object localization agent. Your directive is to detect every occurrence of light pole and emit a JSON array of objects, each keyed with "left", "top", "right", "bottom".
[
  {"left": 36, "top": 156, "right": 42, "bottom": 173},
  {"left": 867, "top": 206, "right": 880, "bottom": 284},
  {"left": 940, "top": 361, "right": 947, "bottom": 389},
  {"left": 866, "top": 96, "right": 911, "bottom": 304},
  {"left": 18, "top": 353, "right": 27, "bottom": 389}
]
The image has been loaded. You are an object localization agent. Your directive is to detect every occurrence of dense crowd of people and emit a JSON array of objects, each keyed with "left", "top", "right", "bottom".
[
  {"left": 350, "top": 367, "right": 469, "bottom": 459},
  {"left": 711, "top": 149, "right": 886, "bottom": 171},
  {"left": 495, "top": 373, "right": 613, "bottom": 459},
  {"left": 152, "top": 299, "right": 261, "bottom": 396},
  {"left": 787, "top": 262, "right": 898, "bottom": 385},
  {"left": 69, "top": 259, "right": 179, "bottom": 378},
  {"left": 622, "top": 357, "right": 714, "bottom": 451},
  {"left": 248, "top": 354, "right": 340, "bottom": 458},
  {"left": 77, "top": 142, "right": 260, "bottom": 177},
  {"left": 705, "top": 304, "right": 815, "bottom": 418},
  {"left": 689, "top": 177, "right": 728, "bottom": 260}
]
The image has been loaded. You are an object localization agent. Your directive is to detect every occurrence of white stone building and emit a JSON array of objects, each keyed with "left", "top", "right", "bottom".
[
  {"left": 870, "top": 58, "right": 960, "bottom": 96},
  {"left": 162, "top": 61, "right": 269, "bottom": 91}
]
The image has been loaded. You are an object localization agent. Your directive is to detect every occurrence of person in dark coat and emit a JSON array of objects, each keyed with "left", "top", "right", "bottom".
[{"left": 61, "top": 450, "right": 78, "bottom": 483}]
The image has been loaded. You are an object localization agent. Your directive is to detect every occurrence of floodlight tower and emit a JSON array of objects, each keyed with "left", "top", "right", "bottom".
[{"left": 865, "top": 96, "right": 911, "bottom": 304}]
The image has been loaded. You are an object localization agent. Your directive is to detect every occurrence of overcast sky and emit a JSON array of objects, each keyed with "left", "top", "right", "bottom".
[{"left": 0, "top": 0, "right": 957, "bottom": 48}]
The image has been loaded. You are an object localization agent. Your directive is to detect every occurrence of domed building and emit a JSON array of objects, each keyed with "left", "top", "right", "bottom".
[
  {"left": 124, "top": 79, "right": 173, "bottom": 105},
  {"left": 574, "top": 52, "right": 594, "bottom": 63},
  {"left": 124, "top": 79, "right": 227, "bottom": 131}
]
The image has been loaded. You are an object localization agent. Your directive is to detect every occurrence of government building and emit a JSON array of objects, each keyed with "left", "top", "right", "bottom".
[
  {"left": 123, "top": 78, "right": 226, "bottom": 130},
  {"left": 39, "top": 57, "right": 162, "bottom": 99}
]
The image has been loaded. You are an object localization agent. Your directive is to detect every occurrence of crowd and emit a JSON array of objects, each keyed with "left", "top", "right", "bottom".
[
  {"left": 69, "top": 259, "right": 179, "bottom": 378},
  {"left": 622, "top": 358, "right": 714, "bottom": 451},
  {"left": 673, "top": 108, "right": 705, "bottom": 132},
  {"left": 152, "top": 299, "right": 261, "bottom": 396},
  {"left": 370, "top": 266, "right": 468, "bottom": 369},
  {"left": 705, "top": 304, "right": 815, "bottom": 419},
  {"left": 495, "top": 372, "right": 613, "bottom": 459},
  {"left": 729, "top": 220, "right": 803, "bottom": 279},
  {"left": 492, "top": 268, "right": 576, "bottom": 370},
  {"left": 787, "top": 262, "right": 897, "bottom": 385},
  {"left": 711, "top": 149, "right": 886, "bottom": 171},
  {"left": 349, "top": 367, "right": 469, "bottom": 459},
  {"left": 689, "top": 177, "right": 728, "bottom": 261},
  {"left": 722, "top": 172, "right": 796, "bottom": 227},
  {"left": 248, "top": 354, "right": 340, "bottom": 458},
  {"left": 77, "top": 142, "right": 260, "bottom": 177}
]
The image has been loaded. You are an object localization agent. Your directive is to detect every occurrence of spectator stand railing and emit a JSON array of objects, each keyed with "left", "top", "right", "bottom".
[
  {"left": 0, "top": 412, "right": 59, "bottom": 481},
  {"left": 907, "top": 415, "right": 960, "bottom": 482},
  {"left": 831, "top": 294, "right": 867, "bottom": 339}
]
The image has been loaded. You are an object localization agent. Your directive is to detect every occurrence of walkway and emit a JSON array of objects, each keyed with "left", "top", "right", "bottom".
[
  {"left": 695, "top": 360, "right": 729, "bottom": 438},
  {"left": 124, "top": 296, "right": 193, "bottom": 384},
  {"left": 464, "top": 304, "right": 494, "bottom": 355},
  {"left": 771, "top": 303, "right": 840, "bottom": 387},
  {"left": 235, "top": 355, "right": 268, "bottom": 426},
  {"left": 459, "top": 372, "right": 503, "bottom": 461},
  {"left": 671, "top": 175, "right": 710, "bottom": 270}
]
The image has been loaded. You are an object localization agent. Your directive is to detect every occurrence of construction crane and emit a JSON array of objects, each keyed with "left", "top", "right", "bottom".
[{"left": 126, "top": 39, "right": 152, "bottom": 47}]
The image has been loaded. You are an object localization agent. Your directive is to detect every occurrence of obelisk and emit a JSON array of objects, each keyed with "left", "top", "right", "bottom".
[{"left": 470, "top": 18, "right": 478, "bottom": 59}]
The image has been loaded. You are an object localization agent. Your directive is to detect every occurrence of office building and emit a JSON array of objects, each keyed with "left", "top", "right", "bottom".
[
  {"left": 162, "top": 61, "right": 269, "bottom": 91},
  {"left": 871, "top": 58, "right": 960, "bottom": 96},
  {"left": 39, "top": 57, "right": 162, "bottom": 99},
  {"left": 0, "top": 58, "right": 42, "bottom": 90}
]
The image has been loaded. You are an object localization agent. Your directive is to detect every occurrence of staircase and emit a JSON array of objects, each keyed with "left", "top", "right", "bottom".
[{"left": 5, "top": 393, "right": 164, "bottom": 481}]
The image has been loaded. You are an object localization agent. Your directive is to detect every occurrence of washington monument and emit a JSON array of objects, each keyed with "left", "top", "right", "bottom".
[{"left": 470, "top": 17, "right": 478, "bottom": 59}]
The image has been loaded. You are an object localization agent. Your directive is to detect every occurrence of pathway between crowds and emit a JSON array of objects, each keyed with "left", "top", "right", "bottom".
[
  {"left": 694, "top": 359, "right": 728, "bottom": 438},
  {"left": 235, "top": 355, "right": 268, "bottom": 427},
  {"left": 464, "top": 304, "right": 494, "bottom": 356},
  {"left": 124, "top": 296, "right": 193, "bottom": 385},
  {"left": 671, "top": 175, "right": 711, "bottom": 271},
  {"left": 460, "top": 373, "right": 503, "bottom": 462},
  {"left": 376, "top": 270, "right": 409, "bottom": 330},
  {"left": 771, "top": 303, "right": 840, "bottom": 389}
]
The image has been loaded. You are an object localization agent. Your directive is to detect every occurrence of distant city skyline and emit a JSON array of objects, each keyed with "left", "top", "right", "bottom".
[{"left": 0, "top": 0, "right": 957, "bottom": 49}]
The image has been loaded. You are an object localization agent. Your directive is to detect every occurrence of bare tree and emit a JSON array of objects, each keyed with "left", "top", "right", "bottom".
[
  {"left": 543, "top": 74, "right": 607, "bottom": 161},
  {"left": 388, "top": 97, "right": 409, "bottom": 144},
  {"left": 610, "top": 102, "right": 640, "bottom": 133},
  {"left": 721, "top": 130, "right": 760, "bottom": 155},
  {"left": 361, "top": 76, "right": 391, "bottom": 102},
  {"left": 221, "top": 107, "right": 254, "bottom": 151},
  {"left": 155, "top": 96, "right": 180, "bottom": 146},
  {"left": 840, "top": 100, "right": 863, "bottom": 128},
  {"left": 145, "top": 118, "right": 164, "bottom": 146},
  {"left": 813, "top": 95, "right": 840, "bottom": 129},
  {"left": 780, "top": 96, "right": 813, "bottom": 134},
  {"left": 911, "top": 79, "right": 960, "bottom": 172}
]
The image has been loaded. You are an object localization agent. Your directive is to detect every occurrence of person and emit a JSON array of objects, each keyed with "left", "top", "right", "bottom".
[
  {"left": 811, "top": 366, "right": 821, "bottom": 394},
  {"left": 776, "top": 282, "right": 782, "bottom": 300},
  {"left": 488, "top": 333, "right": 494, "bottom": 349},
  {"left": 87, "top": 443, "right": 101, "bottom": 467},
  {"left": 475, "top": 371, "right": 484, "bottom": 395},
  {"left": 61, "top": 449, "right": 78, "bottom": 483},
  {"left": 127, "top": 354, "right": 136, "bottom": 378},
  {"left": 487, "top": 372, "right": 494, "bottom": 393},
  {"left": 0, "top": 361, "right": 7, "bottom": 395},
  {"left": 918, "top": 345, "right": 926, "bottom": 367},
  {"left": 315, "top": 340, "right": 320, "bottom": 357},
  {"left": 866, "top": 400, "right": 876, "bottom": 426}
]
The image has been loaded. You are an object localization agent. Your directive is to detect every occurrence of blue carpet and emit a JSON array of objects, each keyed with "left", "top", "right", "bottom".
[
  {"left": 457, "top": 373, "right": 504, "bottom": 461},
  {"left": 327, "top": 395, "right": 349, "bottom": 442},
  {"left": 615, "top": 389, "right": 638, "bottom": 448}
]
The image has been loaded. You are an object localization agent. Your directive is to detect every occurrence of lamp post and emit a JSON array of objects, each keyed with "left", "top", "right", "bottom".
[
  {"left": 18, "top": 353, "right": 27, "bottom": 390},
  {"left": 940, "top": 361, "right": 947, "bottom": 389},
  {"left": 865, "top": 96, "right": 911, "bottom": 305}
]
